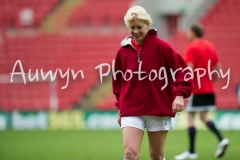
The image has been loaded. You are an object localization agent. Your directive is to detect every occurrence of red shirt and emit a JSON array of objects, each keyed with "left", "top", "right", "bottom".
[
  {"left": 184, "top": 39, "right": 219, "bottom": 94},
  {"left": 131, "top": 39, "right": 141, "bottom": 52},
  {"left": 112, "top": 29, "right": 193, "bottom": 117}
]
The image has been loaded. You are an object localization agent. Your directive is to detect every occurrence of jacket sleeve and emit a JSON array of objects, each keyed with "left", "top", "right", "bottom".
[
  {"left": 163, "top": 43, "right": 193, "bottom": 99},
  {"left": 112, "top": 50, "right": 122, "bottom": 109}
]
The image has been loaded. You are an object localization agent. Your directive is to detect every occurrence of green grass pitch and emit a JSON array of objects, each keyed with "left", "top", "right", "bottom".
[{"left": 0, "top": 130, "right": 239, "bottom": 160}]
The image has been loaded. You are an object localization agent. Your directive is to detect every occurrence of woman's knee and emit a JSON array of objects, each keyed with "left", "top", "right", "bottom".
[
  {"left": 149, "top": 150, "right": 164, "bottom": 160},
  {"left": 124, "top": 146, "right": 139, "bottom": 160},
  {"left": 147, "top": 131, "right": 167, "bottom": 160}
]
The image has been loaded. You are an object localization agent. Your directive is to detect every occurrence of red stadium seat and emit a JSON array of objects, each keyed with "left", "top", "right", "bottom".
[
  {"left": 0, "top": 0, "right": 60, "bottom": 28},
  {"left": 68, "top": 0, "right": 132, "bottom": 28},
  {"left": 0, "top": 34, "right": 123, "bottom": 111}
]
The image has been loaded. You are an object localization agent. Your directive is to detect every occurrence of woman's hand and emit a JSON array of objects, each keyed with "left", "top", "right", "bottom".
[
  {"left": 117, "top": 111, "right": 121, "bottom": 127},
  {"left": 172, "top": 96, "right": 184, "bottom": 113}
]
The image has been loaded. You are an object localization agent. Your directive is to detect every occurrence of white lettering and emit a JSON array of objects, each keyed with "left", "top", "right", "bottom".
[
  {"left": 220, "top": 68, "right": 230, "bottom": 89},
  {"left": 183, "top": 67, "right": 194, "bottom": 81},
  {"left": 40, "top": 68, "right": 58, "bottom": 81},
  {"left": 170, "top": 68, "right": 182, "bottom": 82},
  {"left": 59, "top": 69, "right": 70, "bottom": 89},
  {"left": 194, "top": 68, "right": 206, "bottom": 88},
  {"left": 10, "top": 60, "right": 26, "bottom": 84},
  {"left": 95, "top": 63, "right": 111, "bottom": 83},
  {"left": 149, "top": 69, "right": 158, "bottom": 81},
  {"left": 133, "top": 61, "right": 147, "bottom": 81},
  {"left": 159, "top": 67, "right": 168, "bottom": 90}
]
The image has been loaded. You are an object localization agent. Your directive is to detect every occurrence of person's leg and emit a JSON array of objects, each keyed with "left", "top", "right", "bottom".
[
  {"left": 199, "top": 111, "right": 229, "bottom": 158},
  {"left": 175, "top": 112, "right": 198, "bottom": 160},
  {"left": 122, "top": 127, "right": 144, "bottom": 160},
  {"left": 147, "top": 130, "right": 168, "bottom": 160},
  {"left": 188, "top": 112, "right": 197, "bottom": 154},
  {"left": 199, "top": 111, "right": 223, "bottom": 141}
]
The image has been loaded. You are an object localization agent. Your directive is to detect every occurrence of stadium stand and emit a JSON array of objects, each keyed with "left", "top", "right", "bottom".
[
  {"left": 0, "top": 35, "right": 122, "bottom": 110},
  {"left": 0, "top": 0, "right": 61, "bottom": 28},
  {"left": 98, "top": 0, "right": 240, "bottom": 110},
  {"left": 0, "top": 0, "right": 133, "bottom": 111},
  {"left": 0, "top": 0, "right": 238, "bottom": 111},
  {"left": 68, "top": 0, "right": 130, "bottom": 28}
]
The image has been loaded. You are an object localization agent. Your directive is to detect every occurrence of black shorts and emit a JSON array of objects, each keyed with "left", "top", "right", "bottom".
[
  {"left": 186, "top": 93, "right": 216, "bottom": 112},
  {"left": 192, "top": 94, "right": 215, "bottom": 106}
]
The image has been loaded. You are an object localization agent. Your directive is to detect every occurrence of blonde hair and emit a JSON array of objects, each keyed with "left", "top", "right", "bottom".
[{"left": 124, "top": 6, "right": 153, "bottom": 28}]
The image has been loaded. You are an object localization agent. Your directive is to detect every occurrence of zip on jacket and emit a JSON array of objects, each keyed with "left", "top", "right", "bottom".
[{"left": 121, "top": 35, "right": 143, "bottom": 63}]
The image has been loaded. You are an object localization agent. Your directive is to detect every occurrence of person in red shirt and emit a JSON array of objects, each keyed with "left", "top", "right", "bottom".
[
  {"left": 175, "top": 23, "right": 229, "bottom": 160},
  {"left": 112, "top": 6, "right": 193, "bottom": 160}
]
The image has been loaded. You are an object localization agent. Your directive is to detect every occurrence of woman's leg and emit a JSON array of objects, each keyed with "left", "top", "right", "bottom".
[
  {"left": 122, "top": 127, "right": 144, "bottom": 160},
  {"left": 147, "top": 130, "right": 168, "bottom": 160}
]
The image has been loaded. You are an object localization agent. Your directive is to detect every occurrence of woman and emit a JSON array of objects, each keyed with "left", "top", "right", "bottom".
[{"left": 112, "top": 6, "right": 193, "bottom": 160}]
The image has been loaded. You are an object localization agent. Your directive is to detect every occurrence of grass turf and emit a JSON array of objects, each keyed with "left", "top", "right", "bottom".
[{"left": 0, "top": 130, "right": 239, "bottom": 160}]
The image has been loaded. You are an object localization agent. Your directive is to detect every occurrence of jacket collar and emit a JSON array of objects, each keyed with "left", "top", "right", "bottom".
[{"left": 121, "top": 29, "right": 158, "bottom": 47}]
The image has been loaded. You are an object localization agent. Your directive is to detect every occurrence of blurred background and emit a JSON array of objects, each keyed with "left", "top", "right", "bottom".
[
  {"left": 0, "top": 0, "right": 240, "bottom": 159},
  {"left": 0, "top": 0, "right": 239, "bottom": 133}
]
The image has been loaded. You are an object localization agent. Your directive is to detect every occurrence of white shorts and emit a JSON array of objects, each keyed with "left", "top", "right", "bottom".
[{"left": 121, "top": 116, "right": 172, "bottom": 131}]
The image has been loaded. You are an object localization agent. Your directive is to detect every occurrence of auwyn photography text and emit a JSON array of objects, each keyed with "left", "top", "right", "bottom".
[{"left": 10, "top": 60, "right": 230, "bottom": 90}]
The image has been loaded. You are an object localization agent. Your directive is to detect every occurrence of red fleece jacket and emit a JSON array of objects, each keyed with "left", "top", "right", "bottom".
[{"left": 112, "top": 29, "right": 193, "bottom": 117}]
